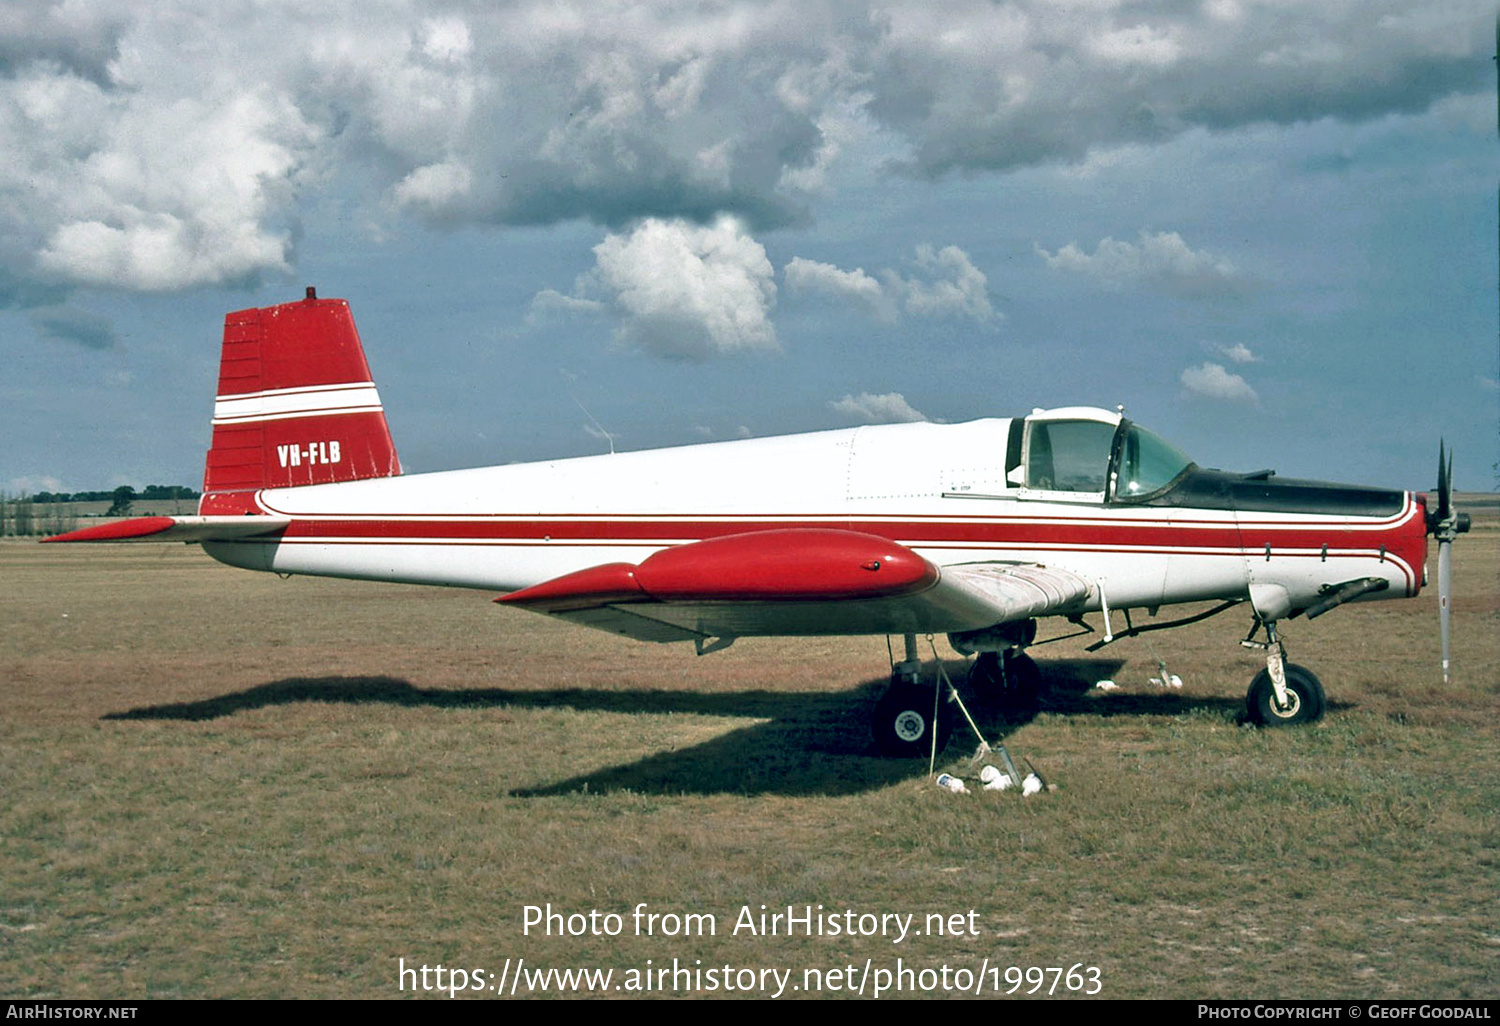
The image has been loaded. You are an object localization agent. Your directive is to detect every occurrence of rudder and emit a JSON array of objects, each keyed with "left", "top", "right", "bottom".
[{"left": 201, "top": 288, "right": 401, "bottom": 514}]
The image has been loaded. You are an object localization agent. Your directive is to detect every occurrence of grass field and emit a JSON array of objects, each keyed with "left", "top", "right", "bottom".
[{"left": 1, "top": 517, "right": 1496, "bottom": 999}]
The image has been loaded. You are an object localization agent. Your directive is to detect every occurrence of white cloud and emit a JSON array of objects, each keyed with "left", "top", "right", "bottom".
[
  {"left": 420, "top": 17, "right": 474, "bottom": 63},
  {"left": 1215, "top": 342, "right": 1260, "bottom": 364},
  {"left": 785, "top": 244, "right": 995, "bottom": 323},
  {"left": 888, "top": 244, "right": 994, "bottom": 322},
  {"left": 1037, "top": 231, "right": 1245, "bottom": 298},
  {"left": 777, "top": 97, "right": 871, "bottom": 194},
  {"left": 528, "top": 288, "right": 605, "bottom": 320},
  {"left": 24, "top": 81, "right": 316, "bottom": 291},
  {"left": 829, "top": 391, "right": 928, "bottom": 423},
  {"left": 0, "top": 1, "right": 1486, "bottom": 303},
  {"left": 784, "top": 257, "right": 881, "bottom": 299},
  {"left": 1087, "top": 24, "right": 1184, "bottom": 68},
  {"left": 392, "top": 161, "right": 474, "bottom": 214},
  {"left": 1180, "top": 362, "right": 1259, "bottom": 404},
  {"left": 784, "top": 257, "right": 893, "bottom": 320},
  {"left": 870, "top": 1, "right": 1489, "bottom": 176},
  {"left": 691, "top": 424, "right": 755, "bottom": 439},
  {"left": 588, "top": 217, "right": 778, "bottom": 360}
]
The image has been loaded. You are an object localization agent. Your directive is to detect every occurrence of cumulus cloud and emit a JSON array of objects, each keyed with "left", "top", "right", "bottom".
[
  {"left": 0, "top": 3, "right": 841, "bottom": 300},
  {"left": 574, "top": 217, "right": 778, "bottom": 360},
  {"left": 0, "top": 1, "right": 1486, "bottom": 307},
  {"left": 14, "top": 72, "right": 315, "bottom": 291},
  {"left": 1037, "top": 231, "right": 1245, "bottom": 298},
  {"left": 829, "top": 391, "right": 928, "bottom": 423},
  {"left": 786, "top": 244, "right": 994, "bottom": 323},
  {"left": 1180, "top": 362, "right": 1259, "bottom": 404}
]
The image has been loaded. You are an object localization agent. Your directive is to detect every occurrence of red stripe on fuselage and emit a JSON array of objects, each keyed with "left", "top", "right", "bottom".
[
  {"left": 238, "top": 491, "right": 1429, "bottom": 597},
  {"left": 271, "top": 509, "right": 1417, "bottom": 554}
]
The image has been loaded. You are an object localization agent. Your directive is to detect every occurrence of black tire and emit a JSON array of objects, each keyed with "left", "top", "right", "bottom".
[
  {"left": 872, "top": 684, "right": 953, "bottom": 758},
  {"left": 968, "top": 650, "right": 1042, "bottom": 715},
  {"left": 1246, "top": 664, "right": 1326, "bottom": 725}
]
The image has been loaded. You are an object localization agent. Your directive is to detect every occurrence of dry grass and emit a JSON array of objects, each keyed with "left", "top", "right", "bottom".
[{"left": 1, "top": 521, "right": 1495, "bottom": 999}]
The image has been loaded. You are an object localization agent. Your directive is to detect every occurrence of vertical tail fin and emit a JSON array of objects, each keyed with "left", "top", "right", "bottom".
[{"left": 200, "top": 290, "right": 401, "bottom": 514}]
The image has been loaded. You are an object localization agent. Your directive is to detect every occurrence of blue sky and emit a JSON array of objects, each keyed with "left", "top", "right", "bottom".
[{"left": 1, "top": 0, "right": 1495, "bottom": 496}]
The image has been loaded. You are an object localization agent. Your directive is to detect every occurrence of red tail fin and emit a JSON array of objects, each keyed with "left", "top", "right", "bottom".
[{"left": 200, "top": 291, "right": 401, "bottom": 514}]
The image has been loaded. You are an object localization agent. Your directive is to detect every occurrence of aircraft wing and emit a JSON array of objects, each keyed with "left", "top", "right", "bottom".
[
  {"left": 497, "top": 529, "right": 1091, "bottom": 644},
  {"left": 44, "top": 515, "right": 292, "bottom": 544}
]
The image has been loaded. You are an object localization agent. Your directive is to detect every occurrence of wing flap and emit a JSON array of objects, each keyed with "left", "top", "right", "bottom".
[
  {"left": 43, "top": 515, "right": 292, "bottom": 544},
  {"left": 937, "top": 562, "right": 1092, "bottom": 621},
  {"left": 545, "top": 605, "right": 707, "bottom": 644}
]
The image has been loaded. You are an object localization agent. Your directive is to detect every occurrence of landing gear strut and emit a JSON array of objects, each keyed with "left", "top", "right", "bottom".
[
  {"left": 967, "top": 650, "right": 1042, "bottom": 718},
  {"left": 1241, "top": 619, "right": 1326, "bottom": 725}
]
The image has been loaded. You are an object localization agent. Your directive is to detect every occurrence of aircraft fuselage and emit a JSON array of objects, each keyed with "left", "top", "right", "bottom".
[{"left": 201, "top": 412, "right": 1427, "bottom": 630}]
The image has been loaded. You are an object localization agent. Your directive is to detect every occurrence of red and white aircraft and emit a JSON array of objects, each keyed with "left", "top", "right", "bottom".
[{"left": 51, "top": 290, "right": 1469, "bottom": 755}]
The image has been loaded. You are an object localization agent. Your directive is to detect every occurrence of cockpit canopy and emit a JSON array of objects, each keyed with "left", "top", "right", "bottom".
[
  {"left": 1008, "top": 406, "right": 1406, "bottom": 518},
  {"left": 1018, "top": 409, "right": 1194, "bottom": 502}
]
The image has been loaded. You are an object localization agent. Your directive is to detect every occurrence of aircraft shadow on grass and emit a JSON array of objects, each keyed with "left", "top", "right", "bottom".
[{"left": 100, "top": 656, "right": 1259, "bottom": 797}]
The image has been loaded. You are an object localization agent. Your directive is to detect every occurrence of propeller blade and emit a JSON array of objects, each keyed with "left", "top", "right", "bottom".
[
  {"left": 1436, "top": 440, "right": 1451, "bottom": 523},
  {"left": 1438, "top": 537, "right": 1453, "bottom": 684},
  {"left": 1447, "top": 449, "right": 1455, "bottom": 514},
  {"left": 1429, "top": 442, "right": 1467, "bottom": 684}
]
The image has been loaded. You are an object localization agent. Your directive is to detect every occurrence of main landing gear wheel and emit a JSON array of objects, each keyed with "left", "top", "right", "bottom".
[
  {"left": 968, "top": 651, "right": 1042, "bottom": 717},
  {"left": 872, "top": 683, "right": 953, "bottom": 758},
  {"left": 1246, "top": 664, "right": 1326, "bottom": 726}
]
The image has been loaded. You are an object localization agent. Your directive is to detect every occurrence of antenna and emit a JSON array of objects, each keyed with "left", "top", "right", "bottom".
[
  {"left": 560, "top": 370, "right": 616, "bottom": 455},
  {"left": 572, "top": 395, "right": 616, "bottom": 455}
]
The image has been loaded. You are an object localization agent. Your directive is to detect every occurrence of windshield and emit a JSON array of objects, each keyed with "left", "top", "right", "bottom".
[{"left": 1115, "top": 423, "right": 1193, "bottom": 499}]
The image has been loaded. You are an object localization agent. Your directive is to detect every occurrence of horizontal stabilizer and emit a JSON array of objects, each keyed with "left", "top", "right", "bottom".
[{"left": 43, "top": 515, "right": 291, "bottom": 544}]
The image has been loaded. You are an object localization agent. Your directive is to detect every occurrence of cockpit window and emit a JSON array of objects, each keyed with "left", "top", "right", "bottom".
[
  {"left": 1116, "top": 423, "right": 1193, "bottom": 498},
  {"left": 1025, "top": 420, "right": 1115, "bottom": 493}
]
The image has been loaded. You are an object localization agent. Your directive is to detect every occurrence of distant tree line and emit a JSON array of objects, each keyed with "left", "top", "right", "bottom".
[{"left": 32, "top": 484, "right": 200, "bottom": 503}]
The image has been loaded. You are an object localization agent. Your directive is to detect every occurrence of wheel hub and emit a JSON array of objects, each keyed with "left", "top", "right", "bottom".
[
  {"left": 893, "top": 710, "right": 926, "bottom": 742},
  {"left": 1271, "top": 688, "right": 1301, "bottom": 718}
]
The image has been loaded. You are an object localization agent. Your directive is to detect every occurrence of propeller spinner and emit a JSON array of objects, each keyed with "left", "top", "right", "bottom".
[{"left": 1426, "top": 442, "right": 1472, "bottom": 683}]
